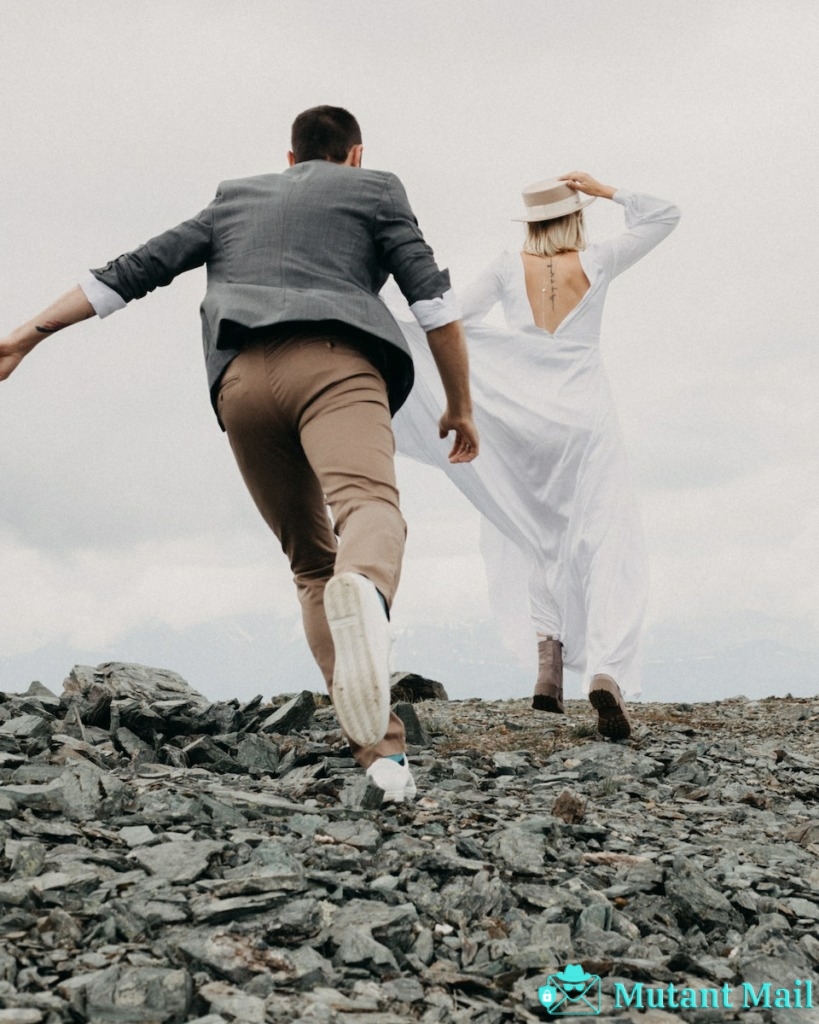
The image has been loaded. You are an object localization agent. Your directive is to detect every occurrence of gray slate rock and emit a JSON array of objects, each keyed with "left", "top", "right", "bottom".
[{"left": 260, "top": 690, "right": 316, "bottom": 734}]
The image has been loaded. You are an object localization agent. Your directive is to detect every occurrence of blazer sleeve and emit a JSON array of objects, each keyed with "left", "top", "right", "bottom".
[
  {"left": 89, "top": 191, "right": 220, "bottom": 301},
  {"left": 373, "top": 174, "right": 452, "bottom": 305},
  {"left": 595, "top": 190, "right": 681, "bottom": 280}
]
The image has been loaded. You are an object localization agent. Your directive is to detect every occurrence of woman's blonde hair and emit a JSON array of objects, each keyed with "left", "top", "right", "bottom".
[{"left": 522, "top": 210, "right": 586, "bottom": 257}]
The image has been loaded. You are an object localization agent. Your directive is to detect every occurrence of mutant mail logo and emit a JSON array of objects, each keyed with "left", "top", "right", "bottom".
[
  {"left": 537, "top": 965, "right": 815, "bottom": 1016},
  {"left": 538, "top": 964, "right": 602, "bottom": 1016}
]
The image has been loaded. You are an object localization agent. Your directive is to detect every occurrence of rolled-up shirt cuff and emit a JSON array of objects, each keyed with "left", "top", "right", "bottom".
[
  {"left": 409, "top": 288, "right": 462, "bottom": 331},
  {"left": 79, "top": 270, "right": 127, "bottom": 318}
]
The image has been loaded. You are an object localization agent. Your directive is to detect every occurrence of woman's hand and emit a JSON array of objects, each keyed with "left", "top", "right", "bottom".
[{"left": 559, "top": 172, "right": 616, "bottom": 200}]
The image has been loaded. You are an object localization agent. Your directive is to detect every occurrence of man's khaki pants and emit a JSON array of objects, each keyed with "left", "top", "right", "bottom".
[{"left": 217, "top": 332, "right": 408, "bottom": 767}]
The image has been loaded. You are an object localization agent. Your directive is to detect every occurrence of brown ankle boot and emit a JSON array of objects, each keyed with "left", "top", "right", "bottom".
[
  {"left": 589, "top": 674, "right": 632, "bottom": 740},
  {"left": 532, "top": 637, "right": 564, "bottom": 714}
]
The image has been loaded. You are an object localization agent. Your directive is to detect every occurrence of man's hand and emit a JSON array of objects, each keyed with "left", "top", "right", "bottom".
[
  {"left": 424, "top": 319, "right": 480, "bottom": 464},
  {"left": 439, "top": 408, "right": 479, "bottom": 463},
  {"left": 0, "top": 285, "right": 95, "bottom": 384},
  {"left": 0, "top": 339, "right": 27, "bottom": 382}
]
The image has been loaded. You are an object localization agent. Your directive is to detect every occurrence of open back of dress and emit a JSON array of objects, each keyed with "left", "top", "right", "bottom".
[{"left": 391, "top": 190, "right": 680, "bottom": 697}]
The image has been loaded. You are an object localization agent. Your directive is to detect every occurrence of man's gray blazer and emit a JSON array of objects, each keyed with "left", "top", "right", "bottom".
[{"left": 90, "top": 160, "right": 453, "bottom": 418}]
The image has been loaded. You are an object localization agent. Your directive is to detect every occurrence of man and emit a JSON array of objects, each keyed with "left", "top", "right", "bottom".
[{"left": 0, "top": 105, "right": 478, "bottom": 803}]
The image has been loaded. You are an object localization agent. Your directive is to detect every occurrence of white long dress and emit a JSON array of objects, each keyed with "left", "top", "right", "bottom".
[{"left": 392, "top": 190, "right": 680, "bottom": 697}]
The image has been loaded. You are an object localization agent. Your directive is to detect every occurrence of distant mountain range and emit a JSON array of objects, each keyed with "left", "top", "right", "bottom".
[{"left": 2, "top": 614, "right": 816, "bottom": 705}]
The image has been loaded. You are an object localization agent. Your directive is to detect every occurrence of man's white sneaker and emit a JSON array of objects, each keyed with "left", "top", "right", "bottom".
[
  {"left": 366, "top": 756, "right": 417, "bottom": 803},
  {"left": 324, "top": 572, "right": 391, "bottom": 749}
]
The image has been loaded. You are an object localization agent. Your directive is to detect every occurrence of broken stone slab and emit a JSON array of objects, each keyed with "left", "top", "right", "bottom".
[
  {"left": 207, "top": 784, "right": 328, "bottom": 817},
  {"left": 188, "top": 890, "right": 300, "bottom": 925},
  {"left": 64, "top": 662, "right": 210, "bottom": 708},
  {"left": 176, "top": 929, "right": 305, "bottom": 985},
  {"left": 22, "top": 681, "right": 62, "bottom": 713},
  {"left": 259, "top": 690, "right": 316, "bottom": 735},
  {"left": 392, "top": 701, "right": 430, "bottom": 746},
  {"left": 276, "top": 761, "right": 328, "bottom": 795},
  {"left": 0, "top": 783, "right": 63, "bottom": 814},
  {"left": 81, "top": 964, "right": 193, "bottom": 1022},
  {"left": 0, "top": 1011, "right": 45, "bottom": 1023},
  {"left": 438, "top": 869, "right": 508, "bottom": 928},
  {"left": 0, "top": 762, "right": 126, "bottom": 821},
  {"left": 109, "top": 697, "right": 166, "bottom": 739},
  {"left": 389, "top": 671, "right": 449, "bottom": 703},
  {"left": 490, "top": 826, "right": 547, "bottom": 875},
  {"left": 197, "top": 864, "right": 307, "bottom": 900},
  {"left": 0, "top": 715, "right": 51, "bottom": 742},
  {"left": 783, "top": 897, "right": 819, "bottom": 921},
  {"left": 665, "top": 854, "right": 744, "bottom": 933},
  {"left": 119, "top": 825, "right": 157, "bottom": 848},
  {"left": 129, "top": 839, "right": 225, "bottom": 883},
  {"left": 340, "top": 774, "right": 384, "bottom": 811},
  {"left": 197, "top": 701, "right": 243, "bottom": 736},
  {"left": 9, "top": 839, "right": 46, "bottom": 878},
  {"left": 317, "top": 819, "right": 381, "bottom": 851},
  {"left": 198, "top": 979, "right": 266, "bottom": 1023},
  {"left": 180, "top": 736, "right": 237, "bottom": 773},
  {"left": 0, "top": 751, "right": 26, "bottom": 769},
  {"left": 58, "top": 759, "right": 131, "bottom": 821},
  {"left": 234, "top": 734, "right": 280, "bottom": 773},
  {"left": 259, "top": 897, "right": 325, "bottom": 946},
  {"left": 114, "top": 726, "right": 155, "bottom": 765},
  {"left": 325, "top": 900, "right": 419, "bottom": 958},
  {"left": 787, "top": 821, "right": 819, "bottom": 848},
  {"left": 333, "top": 927, "right": 398, "bottom": 974}
]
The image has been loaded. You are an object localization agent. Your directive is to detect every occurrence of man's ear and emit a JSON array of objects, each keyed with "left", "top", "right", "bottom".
[
  {"left": 344, "top": 144, "right": 364, "bottom": 168},
  {"left": 287, "top": 150, "right": 296, "bottom": 167}
]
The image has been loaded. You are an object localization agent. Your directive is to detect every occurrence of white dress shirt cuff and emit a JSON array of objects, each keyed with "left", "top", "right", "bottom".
[
  {"left": 79, "top": 271, "right": 127, "bottom": 318},
  {"left": 409, "top": 288, "right": 462, "bottom": 331}
]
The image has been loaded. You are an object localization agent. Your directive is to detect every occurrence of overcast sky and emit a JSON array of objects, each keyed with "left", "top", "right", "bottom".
[{"left": 1, "top": 1, "right": 817, "bottom": 702}]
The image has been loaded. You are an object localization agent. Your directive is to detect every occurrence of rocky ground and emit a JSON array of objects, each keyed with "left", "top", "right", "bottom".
[{"left": 0, "top": 663, "right": 818, "bottom": 1024}]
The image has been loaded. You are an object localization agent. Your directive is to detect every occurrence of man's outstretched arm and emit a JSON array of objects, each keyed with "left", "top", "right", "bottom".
[
  {"left": 424, "top": 320, "right": 479, "bottom": 463},
  {"left": 0, "top": 286, "right": 95, "bottom": 382}
]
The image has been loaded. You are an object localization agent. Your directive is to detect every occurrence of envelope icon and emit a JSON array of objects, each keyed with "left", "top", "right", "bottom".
[{"left": 544, "top": 968, "right": 602, "bottom": 1016}]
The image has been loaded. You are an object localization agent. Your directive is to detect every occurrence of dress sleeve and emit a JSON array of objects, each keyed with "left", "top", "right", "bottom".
[
  {"left": 595, "top": 191, "right": 680, "bottom": 280},
  {"left": 460, "top": 253, "right": 506, "bottom": 324},
  {"left": 88, "top": 191, "right": 220, "bottom": 302}
]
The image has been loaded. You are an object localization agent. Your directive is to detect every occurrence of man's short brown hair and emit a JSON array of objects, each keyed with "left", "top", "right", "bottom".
[{"left": 290, "top": 106, "right": 362, "bottom": 164}]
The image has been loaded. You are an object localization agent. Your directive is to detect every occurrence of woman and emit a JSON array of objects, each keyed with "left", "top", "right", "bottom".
[{"left": 392, "top": 172, "right": 680, "bottom": 740}]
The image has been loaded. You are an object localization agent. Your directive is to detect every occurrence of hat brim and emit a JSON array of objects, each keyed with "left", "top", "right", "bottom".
[{"left": 513, "top": 195, "right": 596, "bottom": 223}]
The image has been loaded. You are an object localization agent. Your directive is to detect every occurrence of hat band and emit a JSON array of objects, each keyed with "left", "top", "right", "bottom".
[
  {"left": 522, "top": 197, "right": 588, "bottom": 220},
  {"left": 524, "top": 193, "right": 584, "bottom": 210}
]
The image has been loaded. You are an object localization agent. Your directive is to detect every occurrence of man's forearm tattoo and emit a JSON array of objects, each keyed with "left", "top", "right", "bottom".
[{"left": 35, "top": 319, "right": 69, "bottom": 334}]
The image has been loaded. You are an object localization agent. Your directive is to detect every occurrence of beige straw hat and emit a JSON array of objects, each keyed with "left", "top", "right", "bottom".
[{"left": 514, "top": 177, "right": 596, "bottom": 222}]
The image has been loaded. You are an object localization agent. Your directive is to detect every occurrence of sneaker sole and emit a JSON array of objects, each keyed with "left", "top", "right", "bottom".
[
  {"left": 324, "top": 573, "right": 390, "bottom": 748},
  {"left": 589, "top": 687, "right": 632, "bottom": 741}
]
